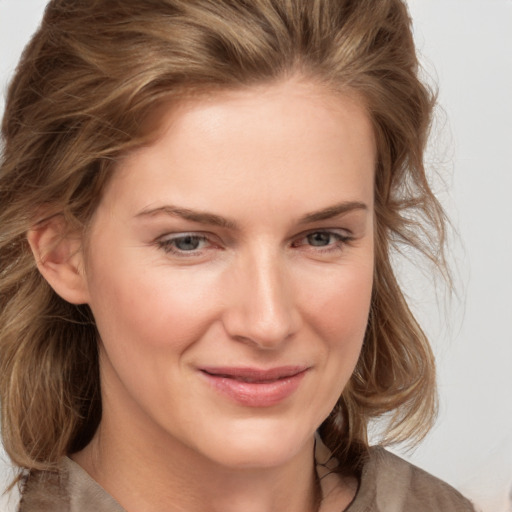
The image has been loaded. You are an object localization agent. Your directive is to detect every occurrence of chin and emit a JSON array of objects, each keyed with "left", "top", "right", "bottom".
[{"left": 196, "top": 417, "right": 315, "bottom": 470}]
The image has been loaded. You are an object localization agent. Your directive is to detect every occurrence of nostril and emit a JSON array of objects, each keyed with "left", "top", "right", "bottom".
[
  {"left": 221, "top": 258, "right": 301, "bottom": 347},
  {"left": 223, "top": 306, "right": 300, "bottom": 349}
]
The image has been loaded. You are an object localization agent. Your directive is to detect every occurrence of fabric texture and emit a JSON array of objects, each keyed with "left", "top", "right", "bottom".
[
  {"left": 344, "top": 447, "right": 476, "bottom": 511},
  {"left": 18, "top": 446, "right": 476, "bottom": 512}
]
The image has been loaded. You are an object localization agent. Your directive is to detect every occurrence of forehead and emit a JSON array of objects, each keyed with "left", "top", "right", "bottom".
[{"left": 103, "top": 78, "right": 376, "bottom": 219}]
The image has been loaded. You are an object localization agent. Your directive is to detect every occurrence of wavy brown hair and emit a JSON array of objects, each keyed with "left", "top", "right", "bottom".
[{"left": 0, "top": 0, "right": 445, "bottom": 478}]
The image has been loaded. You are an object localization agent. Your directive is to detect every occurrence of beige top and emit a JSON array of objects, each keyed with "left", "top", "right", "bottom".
[{"left": 19, "top": 445, "right": 476, "bottom": 512}]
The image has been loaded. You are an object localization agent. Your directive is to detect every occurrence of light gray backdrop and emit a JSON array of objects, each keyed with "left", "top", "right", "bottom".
[{"left": 1, "top": 1, "right": 511, "bottom": 511}]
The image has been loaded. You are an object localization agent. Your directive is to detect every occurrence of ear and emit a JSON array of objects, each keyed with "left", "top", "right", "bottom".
[{"left": 27, "top": 215, "right": 90, "bottom": 305}]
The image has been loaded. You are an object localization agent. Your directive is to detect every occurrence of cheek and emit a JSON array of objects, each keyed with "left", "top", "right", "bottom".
[
  {"left": 300, "top": 260, "right": 374, "bottom": 346},
  {"left": 86, "top": 256, "right": 222, "bottom": 355},
  {"left": 293, "top": 259, "right": 373, "bottom": 421}
]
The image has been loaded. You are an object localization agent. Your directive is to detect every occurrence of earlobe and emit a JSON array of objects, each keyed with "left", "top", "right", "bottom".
[{"left": 27, "top": 216, "right": 90, "bottom": 305}]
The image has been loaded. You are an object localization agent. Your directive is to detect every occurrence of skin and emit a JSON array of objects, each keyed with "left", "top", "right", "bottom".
[{"left": 41, "top": 78, "right": 376, "bottom": 512}]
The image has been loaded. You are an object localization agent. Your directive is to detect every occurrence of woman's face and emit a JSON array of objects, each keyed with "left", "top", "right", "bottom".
[{"left": 81, "top": 78, "right": 375, "bottom": 469}]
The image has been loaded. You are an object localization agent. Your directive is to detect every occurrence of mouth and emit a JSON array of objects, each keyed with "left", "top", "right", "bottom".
[{"left": 199, "top": 366, "right": 310, "bottom": 407}]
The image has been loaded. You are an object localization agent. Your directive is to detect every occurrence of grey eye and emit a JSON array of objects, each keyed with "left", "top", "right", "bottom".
[
  {"left": 173, "top": 235, "right": 203, "bottom": 251},
  {"left": 306, "top": 232, "right": 335, "bottom": 247}
]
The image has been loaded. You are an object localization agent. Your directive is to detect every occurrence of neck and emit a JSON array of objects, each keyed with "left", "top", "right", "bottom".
[{"left": 73, "top": 407, "right": 319, "bottom": 512}]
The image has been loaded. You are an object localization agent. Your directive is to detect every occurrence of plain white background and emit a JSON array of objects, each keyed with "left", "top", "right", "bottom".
[{"left": 0, "top": 1, "right": 511, "bottom": 511}]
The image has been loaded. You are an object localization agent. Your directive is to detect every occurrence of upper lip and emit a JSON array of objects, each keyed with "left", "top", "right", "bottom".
[{"left": 199, "top": 365, "right": 310, "bottom": 382}]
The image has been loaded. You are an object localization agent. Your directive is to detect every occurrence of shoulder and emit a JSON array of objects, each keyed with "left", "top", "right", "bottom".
[
  {"left": 18, "top": 465, "right": 69, "bottom": 512},
  {"left": 348, "top": 446, "right": 477, "bottom": 512},
  {"left": 18, "top": 458, "right": 125, "bottom": 512}
]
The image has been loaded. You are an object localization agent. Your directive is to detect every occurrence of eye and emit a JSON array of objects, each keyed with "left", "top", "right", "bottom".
[
  {"left": 306, "top": 232, "right": 337, "bottom": 247},
  {"left": 157, "top": 233, "right": 211, "bottom": 255},
  {"left": 292, "top": 230, "right": 352, "bottom": 253}
]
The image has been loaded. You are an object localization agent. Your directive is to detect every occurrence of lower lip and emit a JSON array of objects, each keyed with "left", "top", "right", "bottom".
[{"left": 200, "top": 370, "right": 308, "bottom": 407}]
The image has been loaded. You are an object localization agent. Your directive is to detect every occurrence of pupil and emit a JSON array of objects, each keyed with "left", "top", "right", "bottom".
[
  {"left": 307, "top": 232, "right": 330, "bottom": 246},
  {"left": 176, "top": 236, "right": 200, "bottom": 251}
]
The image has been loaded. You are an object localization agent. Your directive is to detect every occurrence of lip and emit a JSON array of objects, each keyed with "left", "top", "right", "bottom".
[{"left": 199, "top": 366, "right": 310, "bottom": 407}]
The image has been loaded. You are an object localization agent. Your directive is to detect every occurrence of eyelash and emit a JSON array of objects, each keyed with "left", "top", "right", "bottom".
[
  {"left": 157, "top": 233, "right": 212, "bottom": 256},
  {"left": 156, "top": 230, "right": 353, "bottom": 257},
  {"left": 291, "top": 231, "right": 353, "bottom": 253}
]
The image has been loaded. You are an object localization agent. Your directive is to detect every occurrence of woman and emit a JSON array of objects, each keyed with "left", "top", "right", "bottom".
[{"left": 0, "top": 0, "right": 476, "bottom": 510}]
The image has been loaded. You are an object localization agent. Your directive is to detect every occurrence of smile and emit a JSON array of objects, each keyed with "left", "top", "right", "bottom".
[{"left": 199, "top": 366, "right": 310, "bottom": 407}]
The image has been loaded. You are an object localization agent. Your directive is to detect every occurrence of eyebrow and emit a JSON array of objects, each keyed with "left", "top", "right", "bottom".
[
  {"left": 135, "top": 201, "right": 368, "bottom": 229},
  {"left": 298, "top": 201, "right": 368, "bottom": 224}
]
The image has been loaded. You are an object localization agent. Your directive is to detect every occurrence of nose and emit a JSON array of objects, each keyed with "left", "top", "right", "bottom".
[{"left": 221, "top": 250, "right": 301, "bottom": 350}]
